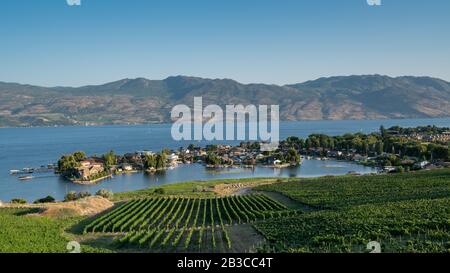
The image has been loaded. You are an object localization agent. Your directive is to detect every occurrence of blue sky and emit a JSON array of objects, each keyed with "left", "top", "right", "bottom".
[{"left": 1, "top": 0, "right": 449, "bottom": 86}]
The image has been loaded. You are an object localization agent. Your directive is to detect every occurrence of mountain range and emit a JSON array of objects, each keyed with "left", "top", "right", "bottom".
[{"left": 1, "top": 75, "right": 450, "bottom": 127}]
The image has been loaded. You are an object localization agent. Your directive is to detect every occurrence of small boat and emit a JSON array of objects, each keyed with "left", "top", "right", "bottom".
[
  {"left": 18, "top": 176, "right": 34, "bottom": 181},
  {"left": 10, "top": 170, "right": 20, "bottom": 175}
]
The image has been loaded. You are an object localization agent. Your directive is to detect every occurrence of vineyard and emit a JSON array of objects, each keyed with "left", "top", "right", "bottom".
[
  {"left": 83, "top": 194, "right": 296, "bottom": 252},
  {"left": 255, "top": 197, "right": 450, "bottom": 253},
  {"left": 257, "top": 168, "right": 450, "bottom": 209},
  {"left": 255, "top": 169, "right": 450, "bottom": 253}
]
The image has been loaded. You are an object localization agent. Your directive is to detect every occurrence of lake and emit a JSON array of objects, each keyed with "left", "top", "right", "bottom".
[{"left": 1, "top": 118, "right": 450, "bottom": 202}]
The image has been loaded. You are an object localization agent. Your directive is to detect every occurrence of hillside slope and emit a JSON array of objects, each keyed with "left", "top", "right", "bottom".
[{"left": 1, "top": 75, "right": 450, "bottom": 127}]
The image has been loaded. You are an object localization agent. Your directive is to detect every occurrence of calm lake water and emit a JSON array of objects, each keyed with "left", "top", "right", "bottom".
[{"left": 1, "top": 118, "right": 450, "bottom": 202}]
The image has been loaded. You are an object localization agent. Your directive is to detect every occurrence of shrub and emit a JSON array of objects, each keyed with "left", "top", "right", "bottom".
[
  {"left": 96, "top": 189, "right": 114, "bottom": 199},
  {"left": 64, "top": 191, "right": 78, "bottom": 202},
  {"left": 153, "top": 188, "right": 165, "bottom": 195},
  {"left": 11, "top": 198, "right": 27, "bottom": 204},
  {"left": 77, "top": 191, "right": 92, "bottom": 199},
  {"left": 34, "top": 196, "right": 56, "bottom": 204}
]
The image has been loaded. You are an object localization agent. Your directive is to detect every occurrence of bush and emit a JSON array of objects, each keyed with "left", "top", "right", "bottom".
[
  {"left": 11, "top": 198, "right": 27, "bottom": 204},
  {"left": 96, "top": 189, "right": 114, "bottom": 199},
  {"left": 153, "top": 188, "right": 165, "bottom": 195},
  {"left": 34, "top": 196, "right": 56, "bottom": 204},
  {"left": 77, "top": 191, "right": 92, "bottom": 199},
  {"left": 64, "top": 191, "right": 78, "bottom": 202}
]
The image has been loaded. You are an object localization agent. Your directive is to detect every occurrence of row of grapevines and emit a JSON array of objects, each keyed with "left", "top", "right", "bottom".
[
  {"left": 198, "top": 198, "right": 208, "bottom": 249},
  {"left": 128, "top": 198, "right": 164, "bottom": 230},
  {"left": 138, "top": 198, "right": 169, "bottom": 229},
  {"left": 112, "top": 198, "right": 154, "bottom": 232},
  {"left": 210, "top": 198, "right": 216, "bottom": 250},
  {"left": 84, "top": 199, "right": 140, "bottom": 233},
  {"left": 101, "top": 199, "right": 147, "bottom": 232}
]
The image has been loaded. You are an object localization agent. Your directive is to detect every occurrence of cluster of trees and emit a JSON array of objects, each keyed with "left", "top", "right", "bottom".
[
  {"left": 204, "top": 152, "right": 223, "bottom": 166},
  {"left": 144, "top": 152, "right": 167, "bottom": 171},
  {"left": 57, "top": 150, "right": 119, "bottom": 180},
  {"left": 65, "top": 189, "right": 113, "bottom": 201},
  {"left": 103, "top": 150, "right": 117, "bottom": 168},
  {"left": 266, "top": 148, "right": 301, "bottom": 165},
  {"left": 386, "top": 125, "right": 450, "bottom": 136},
  {"left": 57, "top": 151, "right": 86, "bottom": 177},
  {"left": 283, "top": 126, "right": 450, "bottom": 161},
  {"left": 9, "top": 196, "right": 56, "bottom": 205}
]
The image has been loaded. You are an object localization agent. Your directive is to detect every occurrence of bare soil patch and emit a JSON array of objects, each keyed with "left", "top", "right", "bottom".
[{"left": 213, "top": 179, "right": 278, "bottom": 196}]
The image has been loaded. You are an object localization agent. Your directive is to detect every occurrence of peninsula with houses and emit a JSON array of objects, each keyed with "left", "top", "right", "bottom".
[{"left": 52, "top": 125, "right": 450, "bottom": 185}]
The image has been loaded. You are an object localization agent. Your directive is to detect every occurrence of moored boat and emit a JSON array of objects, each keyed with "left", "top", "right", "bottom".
[{"left": 18, "top": 176, "right": 34, "bottom": 181}]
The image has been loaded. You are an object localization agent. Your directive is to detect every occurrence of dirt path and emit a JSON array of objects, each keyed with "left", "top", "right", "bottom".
[{"left": 213, "top": 179, "right": 278, "bottom": 196}]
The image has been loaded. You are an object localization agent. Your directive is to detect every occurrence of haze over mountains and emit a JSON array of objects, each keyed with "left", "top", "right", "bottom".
[{"left": 1, "top": 75, "right": 450, "bottom": 127}]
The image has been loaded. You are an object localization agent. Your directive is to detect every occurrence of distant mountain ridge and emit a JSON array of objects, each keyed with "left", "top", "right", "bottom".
[{"left": 1, "top": 75, "right": 450, "bottom": 127}]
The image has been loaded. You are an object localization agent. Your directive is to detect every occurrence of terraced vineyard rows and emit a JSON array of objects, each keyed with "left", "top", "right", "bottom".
[{"left": 84, "top": 194, "right": 296, "bottom": 252}]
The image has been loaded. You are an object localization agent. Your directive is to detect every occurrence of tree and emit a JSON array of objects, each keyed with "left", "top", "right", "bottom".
[
  {"left": 431, "top": 145, "right": 449, "bottom": 160},
  {"left": 286, "top": 148, "right": 301, "bottom": 165},
  {"left": 73, "top": 151, "right": 86, "bottom": 161},
  {"left": 375, "top": 141, "right": 384, "bottom": 155},
  {"left": 380, "top": 125, "right": 387, "bottom": 138},
  {"left": 77, "top": 192, "right": 92, "bottom": 199},
  {"left": 155, "top": 152, "right": 167, "bottom": 170},
  {"left": 144, "top": 154, "right": 157, "bottom": 170},
  {"left": 103, "top": 150, "right": 117, "bottom": 168},
  {"left": 57, "top": 154, "right": 80, "bottom": 178},
  {"left": 205, "top": 152, "right": 221, "bottom": 165},
  {"left": 34, "top": 196, "right": 56, "bottom": 204},
  {"left": 187, "top": 144, "right": 196, "bottom": 151},
  {"left": 64, "top": 191, "right": 78, "bottom": 202},
  {"left": 161, "top": 148, "right": 171, "bottom": 155},
  {"left": 96, "top": 189, "right": 113, "bottom": 199},
  {"left": 153, "top": 188, "right": 165, "bottom": 195},
  {"left": 362, "top": 142, "right": 369, "bottom": 155},
  {"left": 11, "top": 198, "right": 27, "bottom": 204}
]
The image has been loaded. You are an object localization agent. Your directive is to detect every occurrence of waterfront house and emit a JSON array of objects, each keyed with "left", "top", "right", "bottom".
[
  {"left": 168, "top": 153, "right": 180, "bottom": 166},
  {"left": 121, "top": 164, "right": 133, "bottom": 172},
  {"left": 77, "top": 160, "right": 105, "bottom": 180},
  {"left": 273, "top": 159, "right": 283, "bottom": 165},
  {"left": 414, "top": 161, "right": 430, "bottom": 169}
]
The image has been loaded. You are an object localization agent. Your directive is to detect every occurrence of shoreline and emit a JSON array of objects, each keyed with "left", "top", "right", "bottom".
[
  {"left": 70, "top": 174, "right": 113, "bottom": 185},
  {"left": 2, "top": 116, "right": 450, "bottom": 129}
]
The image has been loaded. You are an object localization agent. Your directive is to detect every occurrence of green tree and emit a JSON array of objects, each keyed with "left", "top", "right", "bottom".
[
  {"left": 73, "top": 151, "right": 86, "bottom": 161},
  {"left": 103, "top": 150, "right": 117, "bottom": 168},
  {"left": 155, "top": 152, "right": 167, "bottom": 170},
  {"left": 33, "top": 196, "right": 56, "bottom": 204},
  {"left": 375, "top": 141, "right": 384, "bottom": 155},
  {"left": 286, "top": 148, "right": 301, "bottom": 165},
  {"left": 96, "top": 189, "right": 114, "bottom": 199},
  {"left": 57, "top": 154, "right": 80, "bottom": 177},
  {"left": 144, "top": 154, "right": 157, "bottom": 170},
  {"left": 205, "top": 152, "right": 221, "bottom": 165},
  {"left": 64, "top": 191, "right": 78, "bottom": 202},
  {"left": 431, "top": 145, "right": 449, "bottom": 160}
]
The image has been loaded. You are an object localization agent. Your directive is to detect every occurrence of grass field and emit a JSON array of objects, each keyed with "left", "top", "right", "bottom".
[{"left": 112, "top": 178, "right": 279, "bottom": 201}]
